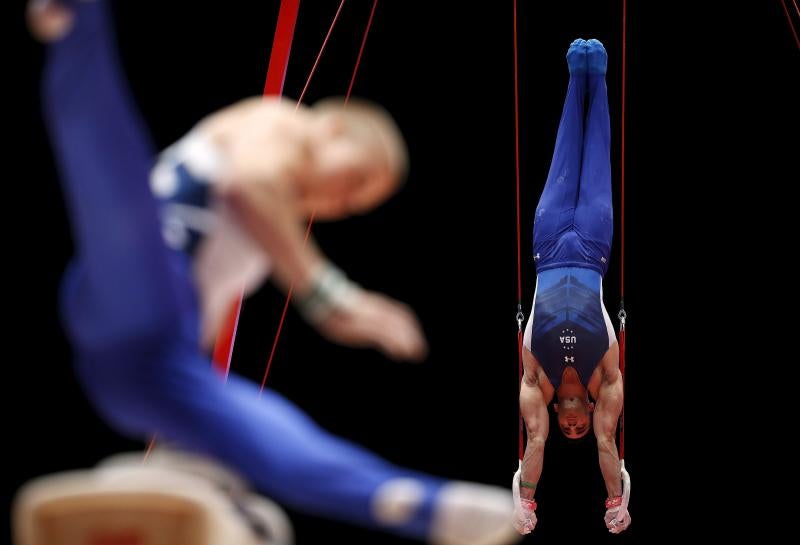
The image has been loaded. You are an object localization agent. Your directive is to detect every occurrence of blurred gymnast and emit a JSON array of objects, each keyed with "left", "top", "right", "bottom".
[
  {"left": 513, "top": 39, "right": 630, "bottom": 535},
  {"left": 25, "top": 1, "right": 517, "bottom": 544}
]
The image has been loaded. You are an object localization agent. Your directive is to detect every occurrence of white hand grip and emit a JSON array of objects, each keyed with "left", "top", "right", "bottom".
[
  {"left": 511, "top": 460, "right": 522, "bottom": 512},
  {"left": 620, "top": 459, "right": 631, "bottom": 515}
]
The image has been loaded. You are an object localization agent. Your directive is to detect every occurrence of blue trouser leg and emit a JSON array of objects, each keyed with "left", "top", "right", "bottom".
[
  {"left": 43, "top": 1, "right": 182, "bottom": 349},
  {"left": 532, "top": 72, "right": 586, "bottom": 248},
  {"left": 574, "top": 73, "right": 613, "bottom": 274},
  {"left": 72, "top": 337, "right": 442, "bottom": 538}
]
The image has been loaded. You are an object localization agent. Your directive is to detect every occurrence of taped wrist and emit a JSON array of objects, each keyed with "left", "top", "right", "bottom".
[{"left": 295, "top": 263, "right": 359, "bottom": 324}]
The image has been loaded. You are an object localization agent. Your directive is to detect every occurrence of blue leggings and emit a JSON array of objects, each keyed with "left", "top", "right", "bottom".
[
  {"left": 43, "top": 2, "right": 441, "bottom": 537},
  {"left": 532, "top": 70, "right": 613, "bottom": 276}
]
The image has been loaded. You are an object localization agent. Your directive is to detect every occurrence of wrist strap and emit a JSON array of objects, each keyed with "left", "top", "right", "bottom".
[
  {"left": 295, "top": 263, "right": 358, "bottom": 324},
  {"left": 520, "top": 498, "right": 537, "bottom": 511},
  {"left": 605, "top": 496, "right": 623, "bottom": 509}
]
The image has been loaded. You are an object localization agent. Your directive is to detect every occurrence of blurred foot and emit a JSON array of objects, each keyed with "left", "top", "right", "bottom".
[
  {"left": 430, "top": 482, "right": 520, "bottom": 545},
  {"left": 27, "top": 0, "right": 74, "bottom": 43}
]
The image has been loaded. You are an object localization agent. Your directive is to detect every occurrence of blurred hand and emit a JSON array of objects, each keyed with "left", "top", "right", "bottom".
[
  {"left": 604, "top": 506, "right": 631, "bottom": 534},
  {"left": 316, "top": 289, "right": 428, "bottom": 362}
]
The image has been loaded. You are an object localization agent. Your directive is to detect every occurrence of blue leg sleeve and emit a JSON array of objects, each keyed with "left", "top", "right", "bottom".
[
  {"left": 532, "top": 73, "right": 586, "bottom": 250},
  {"left": 574, "top": 74, "right": 614, "bottom": 274},
  {"left": 43, "top": 1, "right": 182, "bottom": 350}
]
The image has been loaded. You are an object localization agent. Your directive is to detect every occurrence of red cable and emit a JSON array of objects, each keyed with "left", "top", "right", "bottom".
[
  {"left": 258, "top": 0, "right": 351, "bottom": 390},
  {"left": 513, "top": 0, "right": 522, "bottom": 305},
  {"left": 620, "top": 0, "right": 627, "bottom": 300},
  {"left": 296, "top": 0, "right": 347, "bottom": 108},
  {"left": 345, "top": 0, "right": 379, "bottom": 104},
  {"left": 260, "top": 212, "right": 315, "bottom": 393},
  {"left": 217, "top": 0, "right": 343, "bottom": 384},
  {"left": 619, "top": 0, "right": 628, "bottom": 461},
  {"left": 211, "top": 288, "right": 244, "bottom": 380},
  {"left": 211, "top": 0, "right": 301, "bottom": 380},
  {"left": 143, "top": 435, "right": 157, "bottom": 463},
  {"left": 262, "top": 0, "right": 375, "bottom": 389},
  {"left": 263, "top": 0, "right": 302, "bottom": 96},
  {"left": 780, "top": 0, "right": 800, "bottom": 50},
  {"left": 512, "top": 0, "right": 525, "bottom": 463},
  {"left": 215, "top": 0, "right": 349, "bottom": 383},
  {"left": 260, "top": 3, "right": 379, "bottom": 392}
]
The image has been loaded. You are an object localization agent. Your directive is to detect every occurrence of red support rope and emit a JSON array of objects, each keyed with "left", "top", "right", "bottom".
[
  {"left": 780, "top": 0, "right": 800, "bottom": 50},
  {"left": 513, "top": 4, "right": 522, "bottom": 307},
  {"left": 620, "top": 1, "right": 627, "bottom": 301},
  {"left": 143, "top": 435, "right": 157, "bottom": 463},
  {"left": 264, "top": 0, "right": 302, "bottom": 96},
  {"left": 211, "top": 0, "right": 301, "bottom": 381},
  {"left": 512, "top": 0, "right": 525, "bottom": 462},
  {"left": 619, "top": 0, "right": 628, "bottom": 461},
  {"left": 217, "top": 0, "right": 350, "bottom": 386},
  {"left": 296, "top": 0, "right": 347, "bottom": 109},
  {"left": 211, "top": 288, "right": 244, "bottom": 380},
  {"left": 259, "top": 1, "right": 379, "bottom": 394},
  {"left": 215, "top": 0, "right": 349, "bottom": 386},
  {"left": 260, "top": 212, "right": 316, "bottom": 392},
  {"left": 346, "top": 0, "right": 379, "bottom": 105}
]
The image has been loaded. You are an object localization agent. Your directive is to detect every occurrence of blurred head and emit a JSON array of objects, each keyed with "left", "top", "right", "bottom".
[
  {"left": 553, "top": 394, "right": 594, "bottom": 440},
  {"left": 297, "top": 97, "right": 409, "bottom": 220}
]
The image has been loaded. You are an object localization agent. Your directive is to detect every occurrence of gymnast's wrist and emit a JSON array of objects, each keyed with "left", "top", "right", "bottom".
[
  {"left": 605, "top": 496, "right": 623, "bottom": 509},
  {"left": 294, "top": 261, "right": 360, "bottom": 324}
]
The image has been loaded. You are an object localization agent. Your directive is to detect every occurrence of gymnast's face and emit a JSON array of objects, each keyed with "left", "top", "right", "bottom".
[{"left": 554, "top": 397, "right": 594, "bottom": 439}]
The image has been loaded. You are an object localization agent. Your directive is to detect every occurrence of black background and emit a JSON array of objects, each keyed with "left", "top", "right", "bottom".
[{"left": 7, "top": 1, "right": 800, "bottom": 543}]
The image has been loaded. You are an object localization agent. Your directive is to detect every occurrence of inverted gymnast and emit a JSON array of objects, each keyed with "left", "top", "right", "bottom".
[
  {"left": 513, "top": 39, "right": 631, "bottom": 535},
  {"left": 27, "top": 1, "right": 517, "bottom": 543}
]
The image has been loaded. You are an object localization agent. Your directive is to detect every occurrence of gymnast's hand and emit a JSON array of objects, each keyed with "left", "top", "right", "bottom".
[
  {"left": 512, "top": 498, "right": 537, "bottom": 535},
  {"left": 604, "top": 505, "right": 631, "bottom": 534},
  {"left": 316, "top": 288, "right": 428, "bottom": 363}
]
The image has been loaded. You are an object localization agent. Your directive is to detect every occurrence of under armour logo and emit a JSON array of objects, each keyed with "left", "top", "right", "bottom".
[
  {"left": 564, "top": 356, "right": 575, "bottom": 363},
  {"left": 534, "top": 253, "right": 540, "bottom": 261},
  {"left": 601, "top": 256, "right": 607, "bottom": 263}
]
